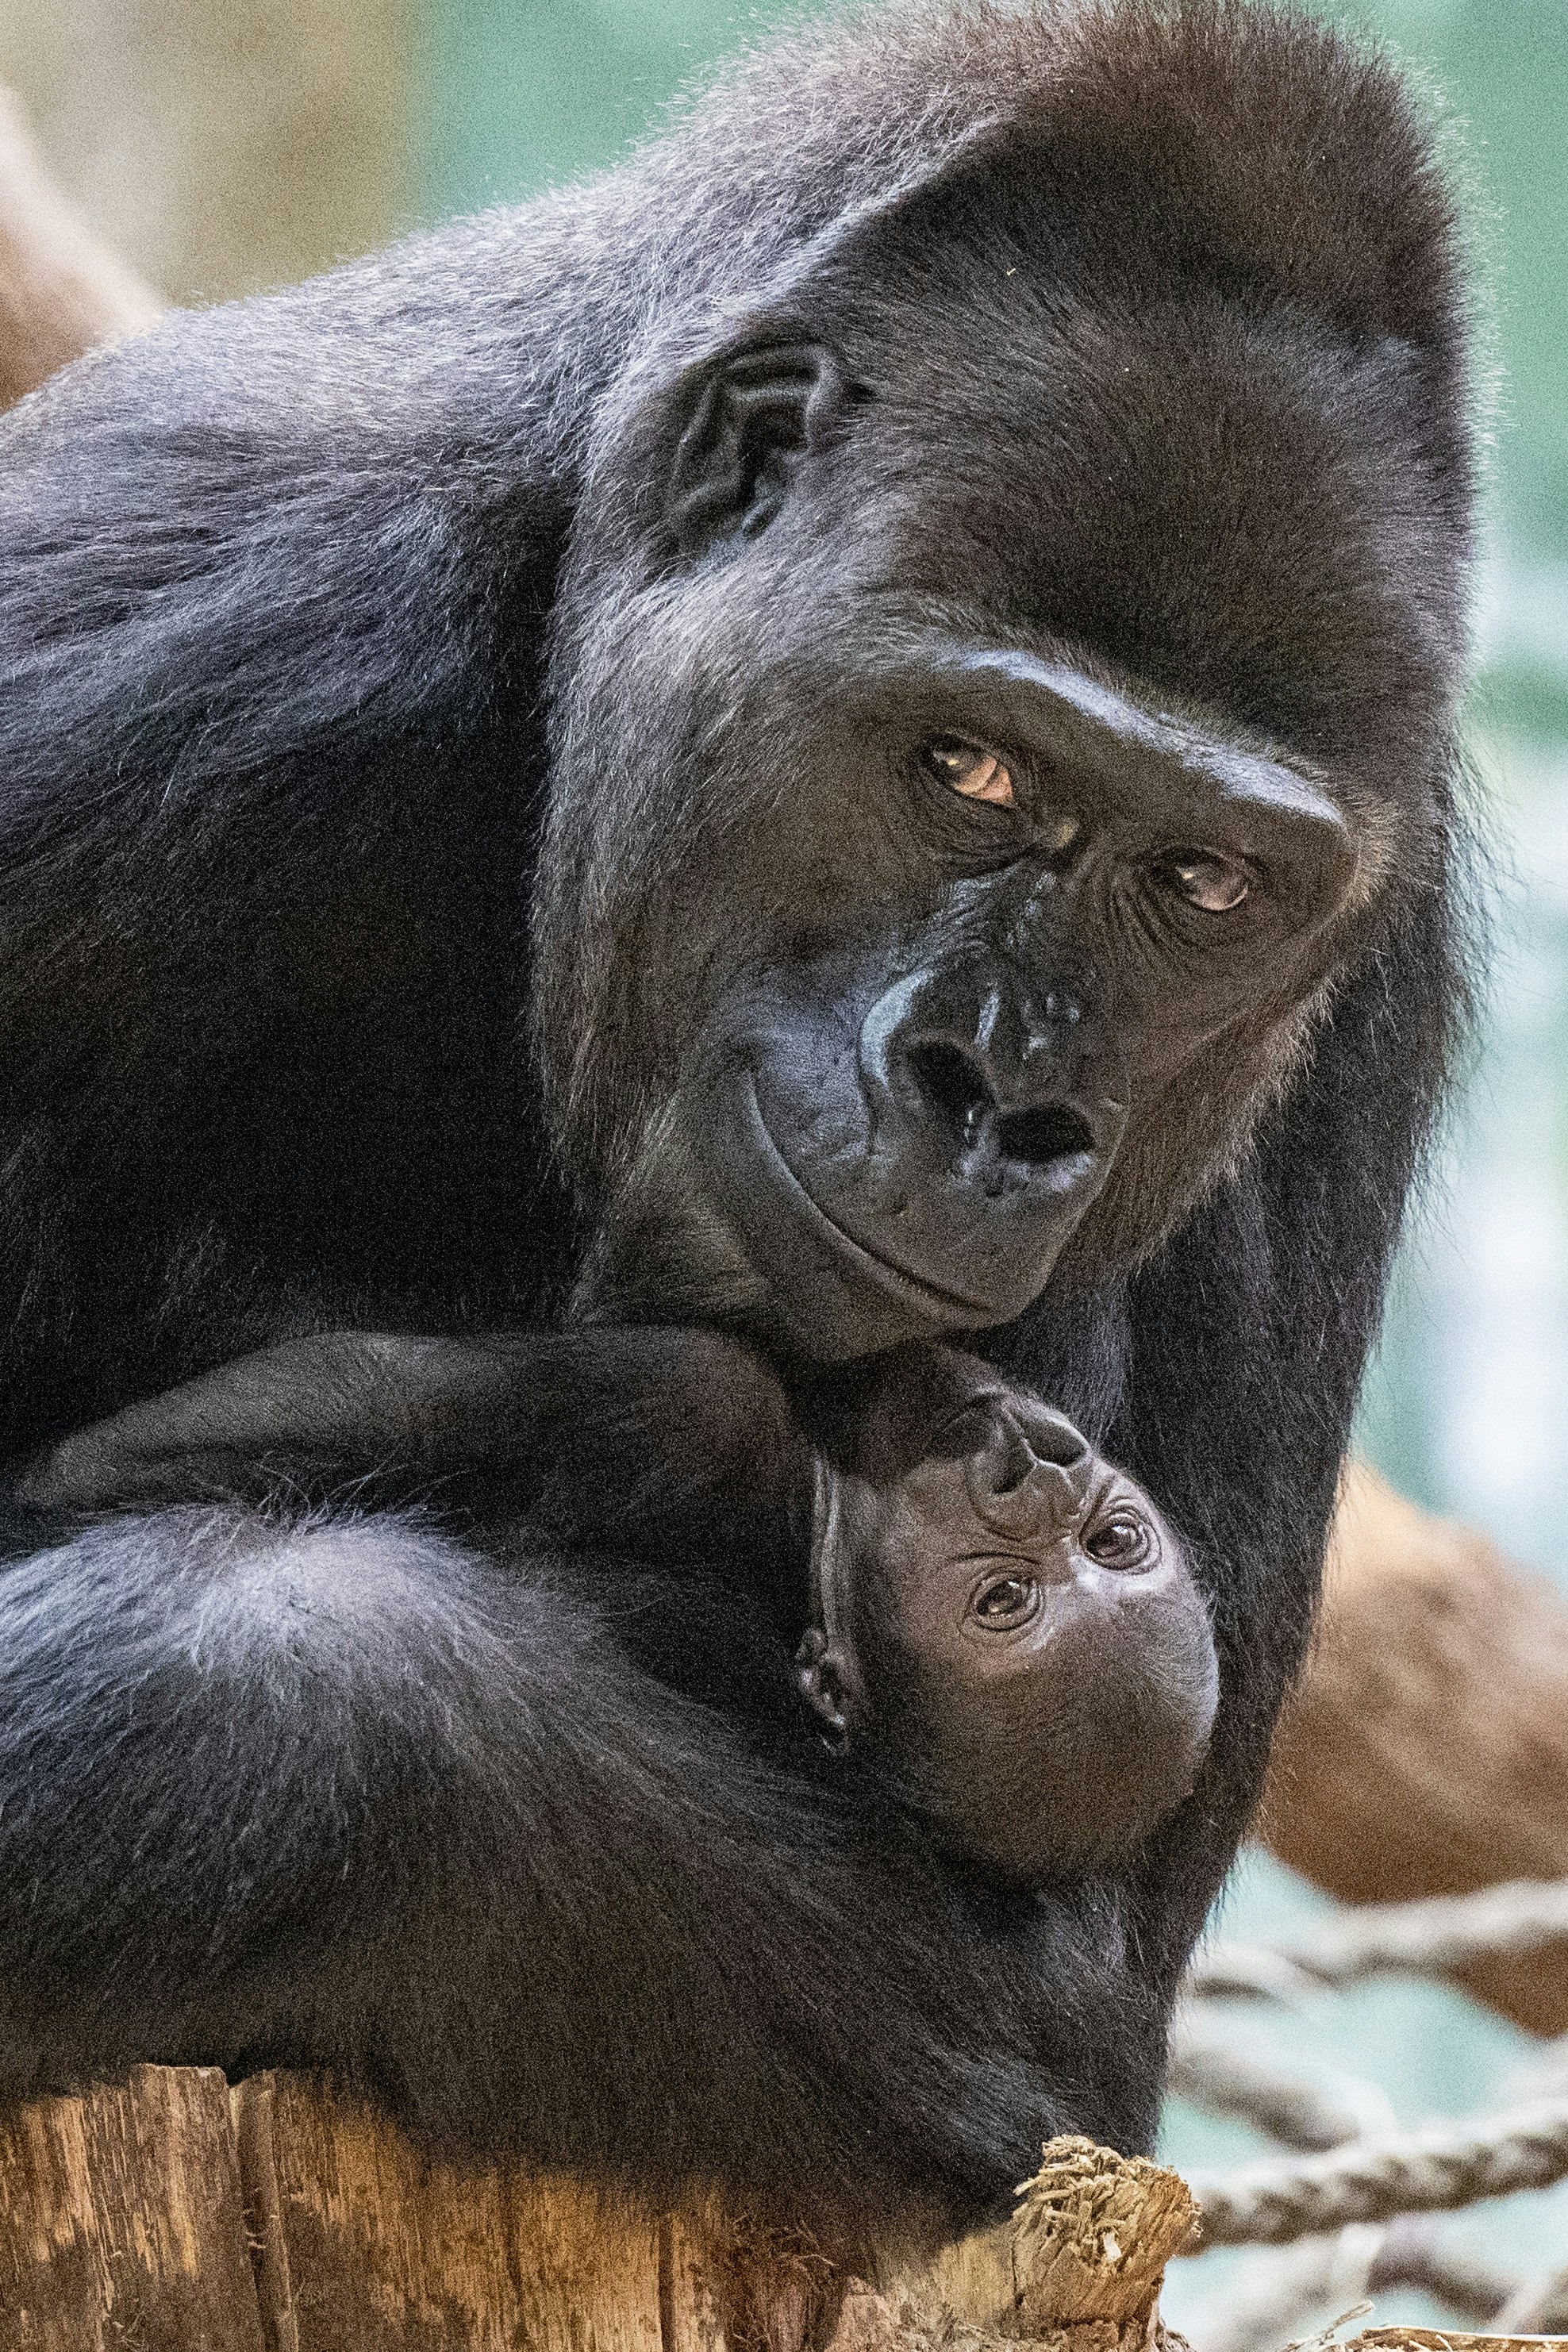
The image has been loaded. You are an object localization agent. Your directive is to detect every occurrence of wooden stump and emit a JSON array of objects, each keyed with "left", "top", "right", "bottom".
[
  {"left": 1005, "top": 2137, "right": 1196, "bottom": 2348},
  {"left": 0, "top": 2066, "right": 261, "bottom": 2351},
  {"left": 844, "top": 2135, "right": 1196, "bottom": 2352},
  {"left": 0, "top": 2067, "right": 802, "bottom": 2352},
  {"left": 0, "top": 2082, "right": 1196, "bottom": 2352}
]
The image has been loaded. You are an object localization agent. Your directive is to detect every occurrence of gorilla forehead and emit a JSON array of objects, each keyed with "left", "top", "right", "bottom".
[
  {"left": 858, "top": 321, "right": 1458, "bottom": 774},
  {"left": 564, "top": 94, "right": 1467, "bottom": 807},
  {"left": 809, "top": 209, "right": 1465, "bottom": 782}
]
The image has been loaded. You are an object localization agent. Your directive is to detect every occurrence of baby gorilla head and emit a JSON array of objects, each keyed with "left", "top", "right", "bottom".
[{"left": 795, "top": 1350, "right": 1220, "bottom": 1881}]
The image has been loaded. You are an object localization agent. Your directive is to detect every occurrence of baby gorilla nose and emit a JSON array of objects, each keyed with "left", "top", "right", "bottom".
[
  {"left": 998, "top": 1395, "right": 1093, "bottom": 1475},
  {"left": 963, "top": 1396, "right": 1093, "bottom": 1535}
]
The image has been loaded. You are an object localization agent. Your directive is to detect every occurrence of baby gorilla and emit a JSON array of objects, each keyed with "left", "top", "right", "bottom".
[
  {"left": 12, "top": 1332, "right": 1218, "bottom": 1881},
  {"left": 798, "top": 1349, "right": 1218, "bottom": 1878}
]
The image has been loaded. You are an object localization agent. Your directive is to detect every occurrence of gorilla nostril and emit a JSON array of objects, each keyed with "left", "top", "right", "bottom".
[
  {"left": 903, "top": 1040, "right": 1097, "bottom": 1172},
  {"left": 905, "top": 1040, "right": 994, "bottom": 1143},
  {"left": 970, "top": 1405, "right": 1090, "bottom": 1497},
  {"left": 994, "top": 1103, "right": 1096, "bottom": 1168},
  {"left": 1017, "top": 1409, "right": 1090, "bottom": 1470},
  {"left": 985, "top": 1417, "right": 1036, "bottom": 1494}
]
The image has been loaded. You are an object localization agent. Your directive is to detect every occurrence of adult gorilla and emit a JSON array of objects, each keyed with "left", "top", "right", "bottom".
[{"left": 0, "top": 0, "right": 1473, "bottom": 2253}]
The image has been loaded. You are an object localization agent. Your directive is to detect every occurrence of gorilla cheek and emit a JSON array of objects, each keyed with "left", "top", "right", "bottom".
[{"left": 675, "top": 951, "right": 1128, "bottom": 1359}]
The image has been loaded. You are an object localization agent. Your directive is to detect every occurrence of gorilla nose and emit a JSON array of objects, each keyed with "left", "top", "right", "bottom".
[
  {"left": 965, "top": 1401, "right": 1094, "bottom": 1534},
  {"left": 868, "top": 974, "right": 1110, "bottom": 1195},
  {"left": 903, "top": 1036, "right": 1098, "bottom": 1182},
  {"left": 721, "top": 960, "right": 1129, "bottom": 1355}
]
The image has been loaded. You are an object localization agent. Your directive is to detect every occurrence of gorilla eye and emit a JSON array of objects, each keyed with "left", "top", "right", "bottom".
[
  {"left": 1084, "top": 1513, "right": 1158, "bottom": 1570},
  {"left": 971, "top": 1573, "right": 1040, "bottom": 1628},
  {"left": 922, "top": 736, "right": 1016, "bottom": 808},
  {"left": 1163, "top": 851, "right": 1249, "bottom": 913}
]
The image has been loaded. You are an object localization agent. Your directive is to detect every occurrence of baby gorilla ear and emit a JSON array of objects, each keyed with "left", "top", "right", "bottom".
[
  {"left": 794, "top": 1624, "right": 863, "bottom": 1747},
  {"left": 667, "top": 340, "right": 856, "bottom": 555}
]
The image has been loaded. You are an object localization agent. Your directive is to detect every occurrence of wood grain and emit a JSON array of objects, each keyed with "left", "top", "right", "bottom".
[
  {"left": 0, "top": 2076, "right": 1200, "bottom": 2352},
  {"left": 866, "top": 2137, "right": 1194, "bottom": 2352},
  {"left": 0, "top": 2065, "right": 828, "bottom": 2352},
  {"left": 0, "top": 2064, "right": 264, "bottom": 2351},
  {"left": 243, "top": 2071, "right": 683, "bottom": 2352}
]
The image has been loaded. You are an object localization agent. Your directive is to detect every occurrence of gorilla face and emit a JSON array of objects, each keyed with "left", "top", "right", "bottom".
[
  {"left": 545, "top": 590, "right": 1368, "bottom": 1357},
  {"left": 687, "top": 652, "right": 1359, "bottom": 1352},
  {"left": 797, "top": 1346, "right": 1220, "bottom": 1877},
  {"left": 538, "top": 190, "right": 1443, "bottom": 1359}
]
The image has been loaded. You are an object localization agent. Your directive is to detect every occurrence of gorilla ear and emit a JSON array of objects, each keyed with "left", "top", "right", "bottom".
[
  {"left": 794, "top": 1624, "right": 864, "bottom": 1747},
  {"left": 667, "top": 340, "right": 855, "bottom": 558}
]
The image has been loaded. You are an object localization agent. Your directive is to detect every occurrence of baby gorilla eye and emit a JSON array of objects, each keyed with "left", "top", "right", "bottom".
[
  {"left": 970, "top": 1572, "right": 1040, "bottom": 1628},
  {"left": 1162, "top": 851, "right": 1249, "bottom": 913},
  {"left": 1084, "top": 1512, "right": 1158, "bottom": 1570},
  {"left": 921, "top": 735, "right": 1016, "bottom": 807}
]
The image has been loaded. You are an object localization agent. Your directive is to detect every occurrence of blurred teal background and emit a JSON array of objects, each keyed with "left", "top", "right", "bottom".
[
  {"left": 411, "top": 4, "right": 1568, "bottom": 2331},
  {"left": 420, "top": 0, "right": 1568, "bottom": 544}
]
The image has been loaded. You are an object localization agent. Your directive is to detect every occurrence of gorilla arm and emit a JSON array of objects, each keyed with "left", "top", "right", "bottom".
[
  {"left": 0, "top": 1457, "right": 1155, "bottom": 2253},
  {"left": 1, "top": 1326, "right": 1173, "bottom": 2236},
  {"left": 0, "top": 203, "right": 634, "bottom": 1457},
  {"left": 12, "top": 1324, "right": 805, "bottom": 1561}
]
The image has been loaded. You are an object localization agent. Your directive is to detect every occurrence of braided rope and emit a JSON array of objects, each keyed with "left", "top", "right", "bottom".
[
  {"left": 1168, "top": 2008, "right": 1394, "bottom": 2150},
  {"left": 1189, "top": 2097, "right": 1568, "bottom": 2246},
  {"left": 1188, "top": 1878, "right": 1568, "bottom": 2003},
  {"left": 1492, "top": 2244, "right": 1568, "bottom": 2332}
]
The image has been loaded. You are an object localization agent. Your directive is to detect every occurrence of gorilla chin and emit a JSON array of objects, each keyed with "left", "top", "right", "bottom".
[
  {"left": 702, "top": 989, "right": 1120, "bottom": 1359},
  {"left": 708, "top": 1081, "right": 1094, "bottom": 1359}
]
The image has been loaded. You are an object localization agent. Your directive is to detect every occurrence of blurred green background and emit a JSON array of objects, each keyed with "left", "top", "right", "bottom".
[
  {"left": 2, "top": 0, "right": 1566, "bottom": 2336},
  {"left": 427, "top": 0, "right": 1568, "bottom": 556}
]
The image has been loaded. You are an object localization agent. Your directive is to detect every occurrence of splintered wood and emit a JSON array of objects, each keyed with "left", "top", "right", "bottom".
[
  {"left": 855, "top": 2134, "right": 1197, "bottom": 2352},
  {"left": 1009, "top": 2135, "right": 1197, "bottom": 2344},
  {"left": 1355, "top": 2335, "right": 1566, "bottom": 2349},
  {"left": 10, "top": 2085, "right": 1558, "bottom": 2352},
  {"left": 0, "top": 2068, "right": 736, "bottom": 2352},
  {"left": 0, "top": 2082, "right": 1197, "bottom": 2352},
  {"left": 0, "top": 2066, "right": 263, "bottom": 2350}
]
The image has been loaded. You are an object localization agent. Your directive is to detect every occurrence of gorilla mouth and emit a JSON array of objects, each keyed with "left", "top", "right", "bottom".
[{"left": 744, "top": 1074, "right": 997, "bottom": 1321}]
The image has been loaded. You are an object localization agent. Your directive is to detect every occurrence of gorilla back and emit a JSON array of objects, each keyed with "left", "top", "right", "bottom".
[{"left": 0, "top": 0, "right": 1474, "bottom": 2251}]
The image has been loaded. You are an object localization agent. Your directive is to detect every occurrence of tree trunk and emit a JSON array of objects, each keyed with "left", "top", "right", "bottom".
[
  {"left": 0, "top": 2079, "right": 1196, "bottom": 2352},
  {"left": 1262, "top": 1464, "right": 1568, "bottom": 2034},
  {"left": 0, "top": 85, "right": 160, "bottom": 409}
]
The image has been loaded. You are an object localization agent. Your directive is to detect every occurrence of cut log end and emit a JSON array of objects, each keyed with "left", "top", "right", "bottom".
[
  {"left": 1008, "top": 2136, "right": 1196, "bottom": 2350},
  {"left": 856, "top": 2135, "right": 1196, "bottom": 2352}
]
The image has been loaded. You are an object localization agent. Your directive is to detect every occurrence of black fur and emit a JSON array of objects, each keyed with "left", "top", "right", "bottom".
[{"left": 0, "top": 0, "right": 1474, "bottom": 2250}]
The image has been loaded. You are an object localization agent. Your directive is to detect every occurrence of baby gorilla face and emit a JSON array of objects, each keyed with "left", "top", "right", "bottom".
[{"left": 799, "top": 1349, "right": 1220, "bottom": 1881}]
